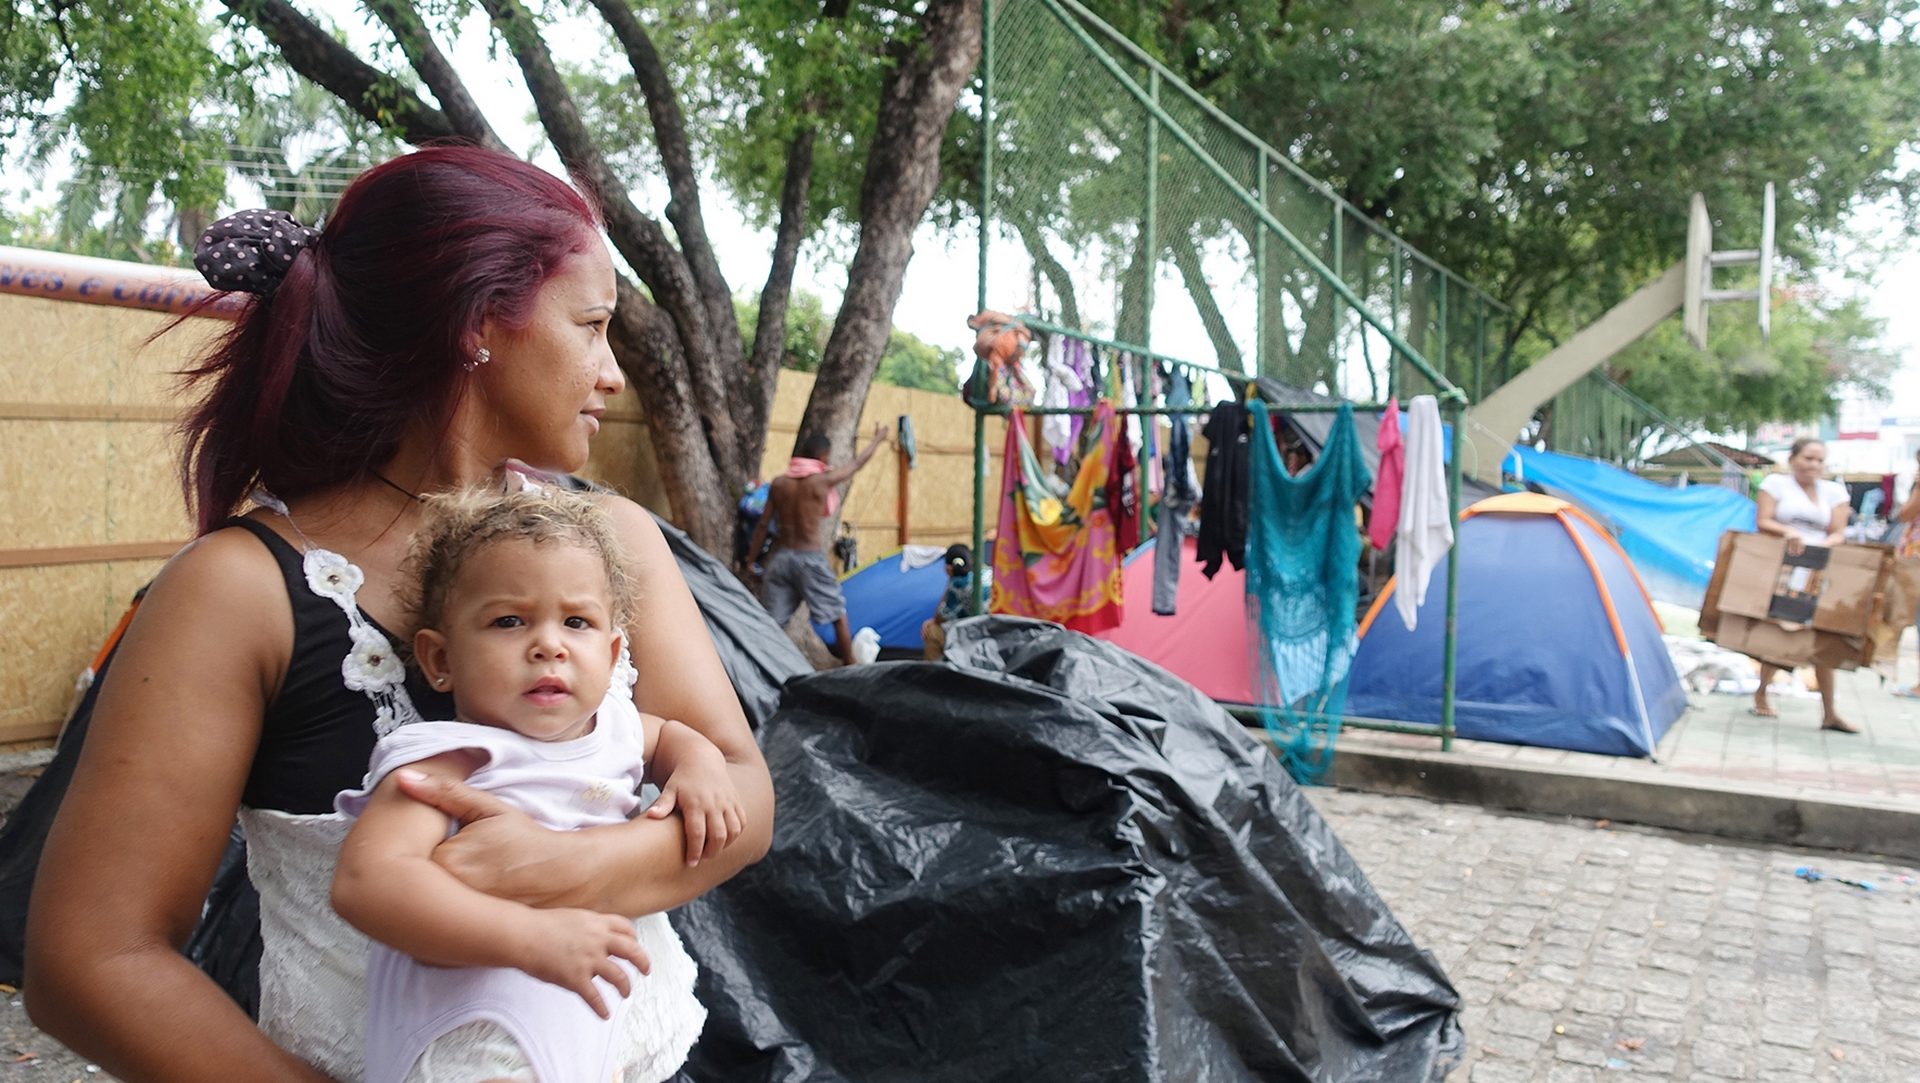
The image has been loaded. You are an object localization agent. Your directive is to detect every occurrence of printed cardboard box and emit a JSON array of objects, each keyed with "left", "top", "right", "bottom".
[{"left": 1700, "top": 532, "right": 1892, "bottom": 671}]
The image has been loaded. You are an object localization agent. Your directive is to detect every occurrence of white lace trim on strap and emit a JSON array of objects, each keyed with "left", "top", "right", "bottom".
[{"left": 250, "top": 489, "right": 422, "bottom": 736}]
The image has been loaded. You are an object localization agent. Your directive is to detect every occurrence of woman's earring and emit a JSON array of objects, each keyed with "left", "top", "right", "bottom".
[
  {"left": 464, "top": 347, "right": 492, "bottom": 372},
  {"left": 434, "top": 676, "right": 448, "bottom": 688}
]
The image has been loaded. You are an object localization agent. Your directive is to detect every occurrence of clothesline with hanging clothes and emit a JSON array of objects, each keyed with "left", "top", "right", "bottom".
[{"left": 964, "top": 313, "right": 1471, "bottom": 753}]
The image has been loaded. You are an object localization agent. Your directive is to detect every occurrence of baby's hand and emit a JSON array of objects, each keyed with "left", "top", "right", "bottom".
[
  {"left": 645, "top": 742, "right": 745, "bottom": 867},
  {"left": 512, "top": 908, "right": 650, "bottom": 1019}
]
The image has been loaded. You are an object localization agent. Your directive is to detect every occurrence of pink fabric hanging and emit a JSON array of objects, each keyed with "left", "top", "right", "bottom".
[{"left": 1368, "top": 399, "right": 1404, "bottom": 551}]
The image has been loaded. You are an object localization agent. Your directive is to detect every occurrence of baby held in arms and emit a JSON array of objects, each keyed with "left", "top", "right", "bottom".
[{"left": 331, "top": 486, "right": 740, "bottom": 1083}]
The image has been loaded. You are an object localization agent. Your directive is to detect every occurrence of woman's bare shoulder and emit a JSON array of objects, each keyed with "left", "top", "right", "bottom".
[{"left": 126, "top": 521, "right": 295, "bottom": 676}]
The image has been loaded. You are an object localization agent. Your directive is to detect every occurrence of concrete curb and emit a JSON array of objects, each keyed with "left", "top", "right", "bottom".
[{"left": 1316, "top": 738, "right": 1920, "bottom": 865}]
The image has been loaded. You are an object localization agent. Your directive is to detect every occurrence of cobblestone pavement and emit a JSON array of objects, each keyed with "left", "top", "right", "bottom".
[
  {"left": 4, "top": 788, "right": 1916, "bottom": 1080},
  {"left": 1307, "top": 788, "right": 1920, "bottom": 1082}
]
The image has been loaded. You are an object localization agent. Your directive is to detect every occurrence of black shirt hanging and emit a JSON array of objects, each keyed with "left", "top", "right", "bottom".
[{"left": 1197, "top": 400, "right": 1252, "bottom": 578}]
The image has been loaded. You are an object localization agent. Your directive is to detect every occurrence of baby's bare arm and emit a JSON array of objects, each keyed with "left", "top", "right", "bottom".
[
  {"left": 334, "top": 753, "right": 649, "bottom": 1016},
  {"left": 644, "top": 717, "right": 747, "bottom": 866}
]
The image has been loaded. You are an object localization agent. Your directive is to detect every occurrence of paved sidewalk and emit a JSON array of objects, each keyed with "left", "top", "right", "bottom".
[
  {"left": 1339, "top": 666, "right": 1920, "bottom": 809},
  {"left": 1309, "top": 788, "right": 1920, "bottom": 1083}
]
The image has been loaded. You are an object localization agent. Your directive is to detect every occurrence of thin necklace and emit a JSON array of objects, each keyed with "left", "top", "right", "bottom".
[{"left": 371, "top": 470, "right": 423, "bottom": 504}]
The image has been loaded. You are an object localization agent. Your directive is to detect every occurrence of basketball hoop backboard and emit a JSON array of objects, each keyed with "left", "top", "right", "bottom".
[
  {"left": 1684, "top": 194, "right": 1711, "bottom": 349},
  {"left": 1685, "top": 182, "right": 1776, "bottom": 350},
  {"left": 1757, "top": 181, "right": 1775, "bottom": 341}
]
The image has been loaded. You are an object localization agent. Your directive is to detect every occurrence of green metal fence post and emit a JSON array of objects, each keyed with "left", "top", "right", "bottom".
[
  {"left": 1442, "top": 396, "right": 1464, "bottom": 751},
  {"left": 1473, "top": 296, "right": 1486, "bottom": 401},
  {"left": 1330, "top": 205, "right": 1343, "bottom": 397},
  {"left": 1437, "top": 273, "right": 1449, "bottom": 385},
  {"left": 970, "top": 0, "right": 994, "bottom": 616},
  {"left": 1143, "top": 68, "right": 1159, "bottom": 356},
  {"left": 1389, "top": 245, "right": 1402, "bottom": 402},
  {"left": 1255, "top": 150, "right": 1268, "bottom": 378}
]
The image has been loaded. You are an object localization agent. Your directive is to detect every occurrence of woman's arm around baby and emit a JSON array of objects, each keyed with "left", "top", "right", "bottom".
[{"left": 331, "top": 751, "right": 649, "bottom": 1019}]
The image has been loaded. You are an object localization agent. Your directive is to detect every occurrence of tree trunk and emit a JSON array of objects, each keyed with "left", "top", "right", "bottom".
[
  {"left": 1170, "top": 223, "right": 1242, "bottom": 372},
  {"left": 607, "top": 282, "right": 734, "bottom": 547},
  {"left": 363, "top": 0, "right": 509, "bottom": 152},
  {"left": 1015, "top": 218, "right": 1081, "bottom": 329},
  {"left": 803, "top": 0, "right": 983, "bottom": 461},
  {"left": 745, "top": 126, "right": 820, "bottom": 470}
]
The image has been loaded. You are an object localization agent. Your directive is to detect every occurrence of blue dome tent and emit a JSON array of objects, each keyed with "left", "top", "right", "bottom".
[
  {"left": 1347, "top": 493, "right": 1687, "bottom": 758},
  {"left": 812, "top": 546, "right": 950, "bottom": 652}
]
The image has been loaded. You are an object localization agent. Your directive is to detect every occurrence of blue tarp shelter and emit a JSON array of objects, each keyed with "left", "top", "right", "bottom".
[
  {"left": 1347, "top": 493, "right": 1688, "bottom": 758},
  {"left": 1504, "top": 446, "right": 1755, "bottom": 607},
  {"left": 812, "top": 547, "right": 948, "bottom": 651}
]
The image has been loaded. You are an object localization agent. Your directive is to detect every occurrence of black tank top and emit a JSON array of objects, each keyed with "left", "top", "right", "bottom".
[{"left": 225, "top": 518, "right": 454, "bottom": 814}]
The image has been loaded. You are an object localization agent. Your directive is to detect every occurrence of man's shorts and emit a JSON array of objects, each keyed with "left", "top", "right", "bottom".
[{"left": 761, "top": 548, "right": 846, "bottom": 626}]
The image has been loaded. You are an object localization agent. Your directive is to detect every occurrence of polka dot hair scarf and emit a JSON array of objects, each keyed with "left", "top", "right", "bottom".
[{"left": 193, "top": 209, "right": 321, "bottom": 296}]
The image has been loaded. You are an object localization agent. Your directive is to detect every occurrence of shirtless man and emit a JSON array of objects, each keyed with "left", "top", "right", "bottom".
[{"left": 749, "top": 423, "right": 890, "bottom": 663}]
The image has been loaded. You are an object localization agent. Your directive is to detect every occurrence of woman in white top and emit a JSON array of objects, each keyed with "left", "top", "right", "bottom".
[{"left": 1752, "top": 437, "right": 1856, "bottom": 732}]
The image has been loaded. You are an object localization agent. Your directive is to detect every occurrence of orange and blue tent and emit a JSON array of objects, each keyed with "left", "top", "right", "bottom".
[{"left": 1346, "top": 493, "right": 1686, "bottom": 758}]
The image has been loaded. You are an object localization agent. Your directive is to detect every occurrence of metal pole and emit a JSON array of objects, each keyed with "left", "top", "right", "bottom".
[
  {"left": 1389, "top": 245, "right": 1402, "bottom": 402},
  {"left": 1143, "top": 69, "right": 1159, "bottom": 354},
  {"left": 976, "top": 0, "right": 994, "bottom": 314},
  {"left": 1473, "top": 296, "right": 1486, "bottom": 401},
  {"left": 971, "top": 409, "right": 988, "bottom": 614},
  {"left": 1255, "top": 150, "right": 1268, "bottom": 378},
  {"left": 971, "top": 0, "right": 993, "bottom": 616},
  {"left": 1437, "top": 275, "right": 1449, "bottom": 387},
  {"left": 1441, "top": 397, "right": 1463, "bottom": 751},
  {"left": 1330, "top": 205, "right": 1343, "bottom": 397}
]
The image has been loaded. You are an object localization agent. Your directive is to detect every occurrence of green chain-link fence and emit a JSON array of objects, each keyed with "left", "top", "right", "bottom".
[{"left": 980, "top": 0, "right": 1506, "bottom": 404}]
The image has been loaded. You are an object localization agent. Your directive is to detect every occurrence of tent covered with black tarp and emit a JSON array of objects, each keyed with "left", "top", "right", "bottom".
[{"left": 673, "top": 616, "right": 1462, "bottom": 1081}]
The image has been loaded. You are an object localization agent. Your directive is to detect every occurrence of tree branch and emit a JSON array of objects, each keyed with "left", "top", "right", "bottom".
[
  {"left": 1014, "top": 217, "right": 1081, "bottom": 329},
  {"left": 807, "top": 0, "right": 982, "bottom": 459},
  {"left": 585, "top": 0, "right": 739, "bottom": 367},
  {"left": 478, "top": 0, "right": 742, "bottom": 484},
  {"left": 607, "top": 276, "right": 730, "bottom": 549},
  {"left": 362, "top": 0, "right": 509, "bottom": 151},
  {"left": 1170, "top": 223, "right": 1242, "bottom": 372},
  {"left": 744, "top": 125, "right": 818, "bottom": 471},
  {"left": 219, "top": 0, "right": 460, "bottom": 144}
]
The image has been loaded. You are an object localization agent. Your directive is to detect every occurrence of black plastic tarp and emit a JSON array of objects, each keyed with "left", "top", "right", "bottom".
[{"left": 672, "top": 616, "right": 1461, "bottom": 1082}]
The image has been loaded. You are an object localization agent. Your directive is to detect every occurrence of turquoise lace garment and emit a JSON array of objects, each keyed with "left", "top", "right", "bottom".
[{"left": 1246, "top": 400, "right": 1372, "bottom": 782}]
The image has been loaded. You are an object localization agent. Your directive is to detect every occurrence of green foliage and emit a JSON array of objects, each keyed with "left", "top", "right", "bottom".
[
  {"left": 736, "top": 288, "right": 962, "bottom": 393},
  {"left": 569, "top": 0, "right": 978, "bottom": 243},
  {"left": 0, "top": 2, "right": 397, "bottom": 263},
  {"left": 4, "top": 0, "right": 233, "bottom": 215},
  {"left": 1054, "top": 0, "right": 1920, "bottom": 423},
  {"left": 1612, "top": 294, "right": 1897, "bottom": 435}
]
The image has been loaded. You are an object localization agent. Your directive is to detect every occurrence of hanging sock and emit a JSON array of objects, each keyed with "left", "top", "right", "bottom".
[
  {"left": 991, "top": 401, "right": 1125, "bottom": 634},
  {"left": 1067, "top": 341, "right": 1095, "bottom": 454},
  {"left": 1246, "top": 400, "right": 1372, "bottom": 784},
  {"left": 1041, "top": 335, "right": 1082, "bottom": 466},
  {"left": 1109, "top": 420, "right": 1140, "bottom": 555},
  {"left": 1197, "top": 399, "right": 1252, "bottom": 578},
  {"left": 1369, "top": 398, "right": 1404, "bottom": 551},
  {"left": 1394, "top": 395, "right": 1453, "bottom": 632}
]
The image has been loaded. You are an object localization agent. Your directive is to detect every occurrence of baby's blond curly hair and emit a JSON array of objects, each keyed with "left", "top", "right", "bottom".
[{"left": 405, "top": 485, "right": 635, "bottom": 640}]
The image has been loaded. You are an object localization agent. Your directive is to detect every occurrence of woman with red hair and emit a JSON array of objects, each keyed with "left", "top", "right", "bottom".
[{"left": 23, "top": 145, "right": 772, "bottom": 1080}]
